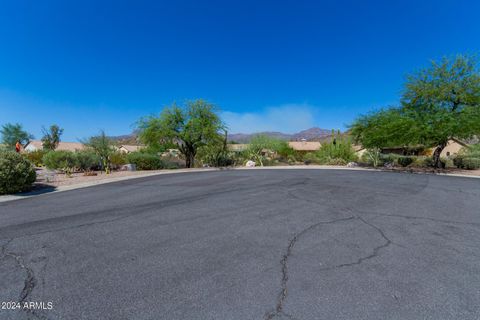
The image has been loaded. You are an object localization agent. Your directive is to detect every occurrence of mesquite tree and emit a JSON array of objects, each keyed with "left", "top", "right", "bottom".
[
  {"left": 351, "top": 55, "right": 480, "bottom": 168},
  {"left": 138, "top": 99, "right": 225, "bottom": 168},
  {"left": 41, "top": 124, "right": 64, "bottom": 150}
]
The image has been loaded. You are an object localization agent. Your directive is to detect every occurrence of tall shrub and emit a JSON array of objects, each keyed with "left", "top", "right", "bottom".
[
  {"left": 127, "top": 152, "right": 164, "bottom": 170},
  {"left": 0, "top": 150, "right": 36, "bottom": 194},
  {"left": 316, "top": 131, "right": 357, "bottom": 164},
  {"left": 42, "top": 150, "right": 77, "bottom": 175}
]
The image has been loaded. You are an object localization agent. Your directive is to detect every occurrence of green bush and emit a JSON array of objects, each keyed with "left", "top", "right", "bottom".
[
  {"left": 462, "top": 158, "right": 480, "bottom": 170},
  {"left": 0, "top": 150, "right": 36, "bottom": 194},
  {"left": 441, "top": 157, "right": 455, "bottom": 169},
  {"left": 456, "top": 157, "right": 480, "bottom": 170},
  {"left": 454, "top": 144, "right": 480, "bottom": 170},
  {"left": 127, "top": 152, "right": 164, "bottom": 170},
  {"left": 325, "top": 158, "right": 348, "bottom": 166},
  {"left": 110, "top": 152, "right": 128, "bottom": 169},
  {"left": 303, "top": 152, "right": 320, "bottom": 165},
  {"left": 361, "top": 148, "right": 382, "bottom": 167},
  {"left": 287, "top": 154, "right": 298, "bottom": 165},
  {"left": 380, "top": 153, "right": 400, "bottom": 165},
  {"left": 23, "top": 150, "right": 46, "bottom": 167},
  {"left": 43, "top": 150, "right": 76, "bottom": 172},
  {"left": 276, "top": 141, "right": 296, "bottom": 159},
  {"left": 316, "top": 132, "right": 357, "bottom": 164},
  {"left": 197, "top": 144, "right": 234, "bottom": 167},
  {"left": 74, "top": 151, "right": 100, "bottom": 171},
  {"left": 397, "top": 156, "right": 414, "bottom": 167}
]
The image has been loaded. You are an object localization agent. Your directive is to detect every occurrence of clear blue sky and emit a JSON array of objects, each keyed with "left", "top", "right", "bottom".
[{"left": 1, "top": 0, "right": 479, "bottom": 141}]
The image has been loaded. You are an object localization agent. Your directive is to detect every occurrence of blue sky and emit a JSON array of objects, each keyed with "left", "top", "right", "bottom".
[{"left": 1, "top": 0, "right": 479, "bottom": 141}]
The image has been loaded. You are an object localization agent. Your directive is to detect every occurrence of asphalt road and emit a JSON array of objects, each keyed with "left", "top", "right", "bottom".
[{"left": 1, "top": 169, "right": 479, "bottom": 320}]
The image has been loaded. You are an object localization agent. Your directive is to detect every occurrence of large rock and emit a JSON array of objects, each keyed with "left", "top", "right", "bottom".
[
  {"left": 120, "top": 164, "right": 137, "bottom": 171},
  {"left": 245, "top": 160, "right": 256, "bottom": 167}
]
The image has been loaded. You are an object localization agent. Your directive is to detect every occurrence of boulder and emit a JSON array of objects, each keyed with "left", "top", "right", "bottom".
[
  {"left": 120, "top": 164, "right": 137, "bottom": 171},
  {"left": 245, "top": 160, "right": 256, "bottom": 167}
]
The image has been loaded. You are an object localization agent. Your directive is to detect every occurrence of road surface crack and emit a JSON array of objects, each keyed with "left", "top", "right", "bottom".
[
  {"left": 319, "top": 217, "right": 392, "bottom": 271},
  {"left": 265, "top": 216, "right": 355, "bottom": 320},
  {"left": 0, "top": 239, "right": 49, "bottom": 320}
]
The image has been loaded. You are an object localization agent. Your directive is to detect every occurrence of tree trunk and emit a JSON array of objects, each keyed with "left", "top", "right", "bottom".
[
  {"left": 185, "top": 151, "right": 195, "bottom": 168},
  {"left": 432, "top": 143, "right": 446, "bottom": 169}
]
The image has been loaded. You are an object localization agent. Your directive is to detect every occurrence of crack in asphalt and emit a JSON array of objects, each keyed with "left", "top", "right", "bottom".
[
  {"left": 1, "top": 239, "right": 35, "bottom": 303},
  {"left": 264, "top": 216, "right": 355, "bottom": 320},
  {"left": 0, "top": 239, "right": 49, "bottom": 319},
  {"left": 265, "top": 216, "right": 393, "bottom": 319},
  {"left": 318, "top": 217, "right": 392, "bottom": 271}
]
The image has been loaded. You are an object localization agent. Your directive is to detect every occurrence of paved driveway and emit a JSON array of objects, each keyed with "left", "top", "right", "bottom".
[{"left": 1, "top": 169, "right": 479, "bottom": 320}]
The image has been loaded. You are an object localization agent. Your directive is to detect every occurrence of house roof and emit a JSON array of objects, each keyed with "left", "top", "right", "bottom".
[
  {"left": 227, "top": 144, "right": 249, "bottom": 152},
  {"left": 25, "top": 140, "right": 43, "bottom": 150},
  {"left": 118, "top": 145, "right": 143, "bottom": 152},
  {"left": 56, "top": 142, "right": 85, "bottom": 151},
  {"left": 450, "top": 138, "right": 469, "bottom": 147},
  {"left": 25, "top": 140, "right": 85, "bottom": 151},
  {"left": 288, "top": 141, "right": 321, "bottom": 151}
]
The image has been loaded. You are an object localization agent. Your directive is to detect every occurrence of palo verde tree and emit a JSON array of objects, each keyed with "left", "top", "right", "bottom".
[
  {"left": 0, "top": 123, "right": 34, "bottom": 148},
  {"left": 83, "top": 130, "right": 115, "bottom": 174},
  {"left": 41, "top": 124, "right": 64, "bottom": 150},
  {"left": 351, "top": 55, "right": 480, "bottom": 168},
  {"left": 138, "top": 99, "right": 225, "bottom": 168}
]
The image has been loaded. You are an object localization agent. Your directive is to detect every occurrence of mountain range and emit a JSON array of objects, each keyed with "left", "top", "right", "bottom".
[
  {"left": 228, "top": 127, "right": 334, "bottom": 143},
  {"left": 110, "top": 127, "right": 336, "bottom": 145}
]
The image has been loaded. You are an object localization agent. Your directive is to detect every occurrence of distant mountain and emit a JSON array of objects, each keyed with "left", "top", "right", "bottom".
[
  {"left": 228, "top": 127, "right": 334, "bottom": 143},
  {"left": 111, "top": 127, "right": 337, "bottom": 145},
  {"left": 109, "top": 132, "right": 139, "bottom": 145},
  {"left": 228, "top": 131, "right": 292, "bottom": 143},
  {"left": 290, "top": 127, "right": 332, "bottom": 141}
]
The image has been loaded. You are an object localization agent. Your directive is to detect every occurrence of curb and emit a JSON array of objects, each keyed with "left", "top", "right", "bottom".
[
  {"left": 1, "top": 166, "right": 478, "bottom": 203},
  {"left": 0, "top": 168, "right": 220, "bottom": 203}
]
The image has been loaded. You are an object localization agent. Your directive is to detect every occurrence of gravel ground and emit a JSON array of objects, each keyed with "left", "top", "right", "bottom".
[
  {"left": 34, "top": 165, "right": 480, "bottom": 190},
  {"left": 34, "top": 168, "right": 173, "bottom": 188}
]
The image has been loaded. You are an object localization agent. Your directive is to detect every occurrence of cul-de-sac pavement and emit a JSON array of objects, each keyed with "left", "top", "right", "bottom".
[{"left": 1, "top": 169, "right": 479, "bottom": 320}]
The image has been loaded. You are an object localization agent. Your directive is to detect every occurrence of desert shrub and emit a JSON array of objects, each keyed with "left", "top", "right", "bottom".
[
  {"left": 287, "top": 154, "right": 298, "bottom": 165},
  {"left": 276, "top": 141, "right": 296, "bottom": 160},
  {"left": 316, "top": 132, "right": 357, "bottom": 164},
  {"left": 303, "top": 152, "right": 320, "bottom": 165},
  {"left": 43, "top": 150, "right": 77, "bottom": 174},
  {"left": 23, "top": 150, "right": 46, "bottom": 167},
  {"left": 454, "top": 144, "right": 480, "bottom": 170},
  {"left": 453, "top": 156, "right": 463, "bottom": 168},
  {"left": 74, "top": 151, "right": 100, "bottom": 171},
  {"left": 441, "top": 157, "right": 455, "bottom": 168},
  {"left": 455, "top": 156, "right": 480, "bottom": 170},
  {"left": 243, "top": 135, "right": 279, "bottom": 166},
  {"left": 417, "top": 156, "right": 446, "bottom": 168},
  {"left": 110, "top": 152, "right": 128, "bottom": 169},
  {"left": 397, "top": 156, "right": 414, "bottom": 167},
  {"left": 422, "top": 156, "right": 435, "bottom": 168},
  {"left": 127, "top": 152, "right": 164, "bottom": 170},
  {"left": 380, "top": 153, "right": 400, "bottom": 165},
  {"left": 361, "top": 148, "right": 382, "bottom": 167},
  {"left": 83, "top": 131, "right": 115, "bottom": 174},
  {"left": 163, "top": 161, "right": 180, "bottom": 169},
  {"left": 0, "top": 150, "right": 36, "bottom": 194},
  {"left": 409, "top": 156, "right": 427, "bottom": 167},
  {"left": 197, "top": 143, "right": 234, "bottom": 167},
  {"left": 462, "top": 158, "right": 480, "bottom": 170},
  {"left": 325, "top": 158, "right": 347, "bottom": 166}
]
